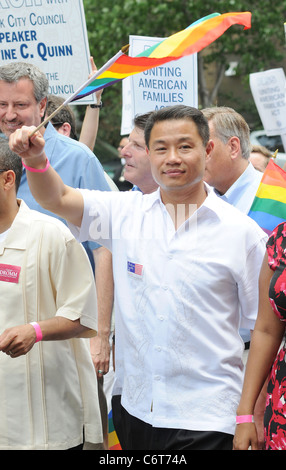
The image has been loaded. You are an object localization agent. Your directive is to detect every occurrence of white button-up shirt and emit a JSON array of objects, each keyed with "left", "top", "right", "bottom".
[
  {"left": 70, "top": 185, "right": 267, "bottom": 435},
  {"left": 213, "top": 163, "right": 263, "bottom": 343}
]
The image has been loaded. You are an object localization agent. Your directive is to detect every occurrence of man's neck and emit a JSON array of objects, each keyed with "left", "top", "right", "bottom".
[
  {"left": 0, "top": 199, "right": 19, "bottom": 234},
  {"left": 160, "top": 182, "right": 207, "bottom": 230},
  {"left": 217, "top": 159, "right": 249, "bottom": 195}
]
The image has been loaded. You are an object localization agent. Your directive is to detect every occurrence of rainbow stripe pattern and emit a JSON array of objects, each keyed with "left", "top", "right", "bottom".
[
  {"left": 71, "top": 11, "right": 251, "bottom": 102},
  {"left": 248, "top": 159, "right": 286, "bottom": 235},
  {"left": 108, "top": 409, "right": 122, "bottom": 450}
]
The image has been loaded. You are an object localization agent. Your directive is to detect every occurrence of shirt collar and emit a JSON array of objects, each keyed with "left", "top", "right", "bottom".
[
  {"left": 197, "top": 183, "right": 225, "bottom": 221},
  {"left": 143, "top": 183, "right": 220, "bottom": 220},
  {"left": 140, "top": 187, "right": 161, "bottom": 212},
  {"left": 44, "top": 121, "right": 56, "bottom": 139},
  {"left": 0, "top": 200, "right": 31, "bottom": 253},
  {"left": 218, "top": 162, "right": 262, "bottom": 203}
]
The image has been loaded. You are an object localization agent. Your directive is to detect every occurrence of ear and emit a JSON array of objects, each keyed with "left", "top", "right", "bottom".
[
  {"left": 228, "top": 136, "right": 240, "bottom": 160},
  {"left": 2, "top": 170, "right": 16, "bottom": 192},
  {"left": 39, "top": 97, "right": 48, "bottom": 119},
  {"left": 205, "top": 139, "right": 214, "bottom": 158},
  {"left": 60, "top": 122, "right": 72, "bottom": 137}
]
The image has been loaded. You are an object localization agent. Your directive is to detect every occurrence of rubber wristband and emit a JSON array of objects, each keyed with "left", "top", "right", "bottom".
[
  {"left": 30, "top": 322, "right": 43, "bottom": 343},
  {"left": 236, "top": 415, "right": 254, "bottom": 424},
  {"left": 22, "top": 158, "right": 50, "bottom": 173}
]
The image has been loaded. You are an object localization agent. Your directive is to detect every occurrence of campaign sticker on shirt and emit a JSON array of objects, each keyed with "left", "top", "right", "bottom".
[
  {"left": 0, "top": 264, "right": 21, "bottom": 284},
  {"left": 127, "top": 261, "right": 143, "bottom": 279}
]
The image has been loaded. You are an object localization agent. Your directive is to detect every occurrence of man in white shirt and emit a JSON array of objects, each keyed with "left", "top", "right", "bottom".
[{"left": 9, "top": 105, "right": 267, "bottom": 450}]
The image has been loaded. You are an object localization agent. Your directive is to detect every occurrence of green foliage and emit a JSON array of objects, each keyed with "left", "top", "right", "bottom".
[{"left": 81, "top": 0, "right": 286, "bottom": 147}]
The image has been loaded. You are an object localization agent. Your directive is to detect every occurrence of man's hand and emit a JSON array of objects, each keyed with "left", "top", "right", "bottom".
[
  {"left": 9, "top": 126, "right": 46, "bottom": 166},
  {"left": 233, "top": 423, "right": 258, "bottom": 450},
  {"left": 0, "top": 324, "right": 37, "bottom": 358},
  {"left": 90, "top": 334, "right": 110, "bottom": 377}
]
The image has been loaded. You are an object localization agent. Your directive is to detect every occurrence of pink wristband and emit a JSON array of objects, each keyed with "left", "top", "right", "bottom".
[
  {"left": 30, "top": 322, "right": 43, "bottom": 343},
  {"left": 236, "top": 415, "right": 254, "bottom": 424},
  {"left": 22, "top": 158, "right": 50, "bottom": 173}
]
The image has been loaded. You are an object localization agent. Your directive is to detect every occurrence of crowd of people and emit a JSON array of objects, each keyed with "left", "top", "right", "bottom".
[{"left": 0, "top": 60, "right": 285, "bottom": 451}]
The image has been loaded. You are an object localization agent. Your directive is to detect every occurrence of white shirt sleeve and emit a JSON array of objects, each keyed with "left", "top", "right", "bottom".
[
  {"left": 238, "top": 235, "right": 267, "bottom": 330},
  {"left": 68, "top": 189, "right": 114, "bottom": 251}
]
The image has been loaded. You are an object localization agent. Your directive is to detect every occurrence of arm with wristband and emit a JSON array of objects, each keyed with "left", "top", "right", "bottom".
[
  {"left": 9, "top": 125, "right": 84, "bottom": 228},
  {"left": 233, "top": 255, "right": 285, "bottom": 450},
  {"left": 0, "top": 317, "right": 95, "bottom": 359}
]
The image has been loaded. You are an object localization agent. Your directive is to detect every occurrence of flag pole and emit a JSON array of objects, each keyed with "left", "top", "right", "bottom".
[{"left": 29, "top": 44, "right": 129, "bottom": 137}]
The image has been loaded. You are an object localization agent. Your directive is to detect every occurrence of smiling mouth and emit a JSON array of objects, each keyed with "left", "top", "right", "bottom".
[
  {"left": 4, "top": 121, "right": 21, "bottom": 131},
  {"left": 164, "top": 169, "right": 185, "bottom": 176}
]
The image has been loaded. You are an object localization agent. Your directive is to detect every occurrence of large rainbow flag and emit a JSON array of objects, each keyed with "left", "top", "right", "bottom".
[
  {"left": 70, "top": 11, "right": 251, "bottom": 102},
  {"left": 248, "top": 159, "right": 286, "bottom": 235}
]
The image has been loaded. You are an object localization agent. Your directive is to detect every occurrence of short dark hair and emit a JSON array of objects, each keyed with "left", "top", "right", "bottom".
[
  {"left": 133, "top": 111, "right": 154, "bottom": 131},
  {"left": 0, "top": 137, "right": 23, "bottom": 193},
  {"left": 144, "top": 105, "right": 210, "bottom": 149},
  {"left": 251, "top": 144, "right": 272, "bottom": 159},
  {"left": 46, "top": 95, "right": 77, "bottom": 140}
]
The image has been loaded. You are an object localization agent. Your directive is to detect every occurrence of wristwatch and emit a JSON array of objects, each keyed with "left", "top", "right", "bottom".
[{"left": 90, "top": 101, "right": 103, "bottom": 109}]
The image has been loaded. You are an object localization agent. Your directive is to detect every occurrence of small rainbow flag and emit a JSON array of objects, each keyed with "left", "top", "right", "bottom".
[
  {"left": 70, "top": 11, "right": 251, "bottom": 102},
  {"left": 108, "top": 409, "right": 122, "bottom": 450},
  {"left": 248, "top": 159, "right": 286, "bottom": 235}
]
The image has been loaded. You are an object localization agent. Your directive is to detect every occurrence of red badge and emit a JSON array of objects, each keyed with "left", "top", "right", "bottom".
[{"left": 0, "top": 264, "right": 21, "bottom": 284}]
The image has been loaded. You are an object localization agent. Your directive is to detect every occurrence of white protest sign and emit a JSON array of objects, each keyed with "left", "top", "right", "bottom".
[
  {"left": 250, "top": 68, "right": 286, "bottom": 136},
  {"left": 121, "top": 35, "right": 198, "bottom": 135},
  {"left": 0, "top": 0, "right": 94, "bottom": 104}
]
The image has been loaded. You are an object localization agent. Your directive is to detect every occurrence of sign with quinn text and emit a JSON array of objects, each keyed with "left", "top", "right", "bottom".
[{"left": 0, "top": 0, "right": 94, "bottom": 104}]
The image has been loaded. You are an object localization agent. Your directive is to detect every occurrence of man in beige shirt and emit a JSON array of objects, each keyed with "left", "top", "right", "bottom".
[{"left": 0, "top": 138, "right": 102, "bottom": 450}]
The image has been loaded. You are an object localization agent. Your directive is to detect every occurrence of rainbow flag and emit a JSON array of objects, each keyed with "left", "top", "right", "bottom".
[
  {"left": 70, "top": 11, "right": 251, "bottom": 102},
  {"left": 108, "top": 409, "right": 122, "bottom": 450},
  {"left": 248, "top": 159, "right": 286, "bottom": 235}
]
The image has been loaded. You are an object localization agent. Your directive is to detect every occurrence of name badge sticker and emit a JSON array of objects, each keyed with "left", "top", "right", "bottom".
[
  {"left": 0, "top": 264, "right": 21, "bottom": 284},
  {"left": 127, "top": 261, "right": 144, "bottom": 279}
]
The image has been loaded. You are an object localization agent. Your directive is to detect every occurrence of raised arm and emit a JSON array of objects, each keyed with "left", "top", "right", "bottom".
[
  {"left": 9, "top": 126, "right": 84, "bottom": 227},
  {"left": 79, "top": 57, "right": 103, "bottom": 151}
]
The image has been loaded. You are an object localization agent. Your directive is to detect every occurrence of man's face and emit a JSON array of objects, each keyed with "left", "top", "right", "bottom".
[
  {"left": 203, "top": 120, "right": 232, "bottom": 192},
  {"left": 121, "top": 126, "right": 153, "bottom": 188},
  {"left": 148, "top": 118, "right": 209, "bottom": 193},
  {"left": 0, "top": 78, "right": 46, "bottom": 137}
]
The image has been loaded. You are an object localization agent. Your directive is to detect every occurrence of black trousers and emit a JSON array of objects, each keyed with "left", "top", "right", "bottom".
[{"left": 112, "top": 395, "right": 233, "bottom": 451}]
